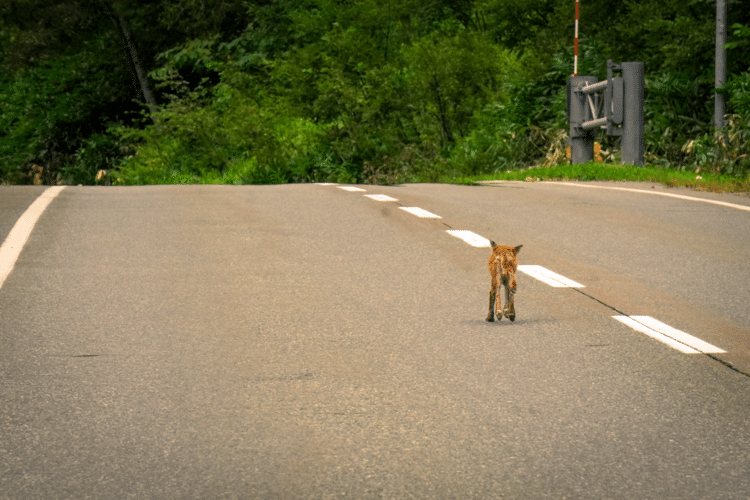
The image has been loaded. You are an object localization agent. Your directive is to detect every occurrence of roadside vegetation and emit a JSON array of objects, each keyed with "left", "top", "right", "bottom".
[{"left": 1, "top": 0, "right": 749, "bottom": 189}]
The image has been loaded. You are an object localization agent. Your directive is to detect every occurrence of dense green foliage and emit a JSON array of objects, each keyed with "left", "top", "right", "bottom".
[{"left": 1, "top": 0, "right": 749, "bottom": 185}]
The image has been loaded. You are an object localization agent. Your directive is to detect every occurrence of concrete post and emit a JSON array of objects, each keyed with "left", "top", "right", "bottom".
[
  {"left": 568, "top": 75, "right": 597, "bottom": 164},
  {"left": 621, "top": 62, "right": 644, "bottom": 166}
]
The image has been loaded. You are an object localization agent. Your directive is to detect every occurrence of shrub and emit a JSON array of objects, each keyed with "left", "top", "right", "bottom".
[{"left": 62, "top": 132, "right": 123, "bottom": 185}]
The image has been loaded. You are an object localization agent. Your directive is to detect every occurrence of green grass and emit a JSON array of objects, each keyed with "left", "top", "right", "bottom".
[{"left": 447, "top": 162, "right": 750, "bottom": 194}]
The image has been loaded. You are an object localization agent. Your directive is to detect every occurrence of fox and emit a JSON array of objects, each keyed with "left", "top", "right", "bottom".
[{"left": 486, "top": 242, "right": 523, "bottom": 322}]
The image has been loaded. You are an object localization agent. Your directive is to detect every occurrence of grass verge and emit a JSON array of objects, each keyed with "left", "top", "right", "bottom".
[{"left": 448, "top": 163, "right": 750, "bottom": 194}]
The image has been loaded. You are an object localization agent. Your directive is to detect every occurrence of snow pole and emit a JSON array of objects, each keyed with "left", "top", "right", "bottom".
[{"left": 573, "top": 0, "right": 579, "bottom": 76}]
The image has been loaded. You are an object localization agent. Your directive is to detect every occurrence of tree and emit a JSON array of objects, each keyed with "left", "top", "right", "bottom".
[
  {"left": 88, "top": 0, "right": 157, "bottom": 115},
  {"left": 405, "top": 26, "right": 518, "bottom": 146}
]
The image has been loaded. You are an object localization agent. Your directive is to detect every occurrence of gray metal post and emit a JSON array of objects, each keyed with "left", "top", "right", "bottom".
[
  {"left": 621, "top": 62, "right": 644, "bottom": 166},
  {"left": 568, "top": 75, "right": 597, "bottom": 164},
  {"left": 715, "top": 0, "right": 727, "bottom": 131},
  {"left": 606, "top": 60, "right": 624, "bottom": 136}
]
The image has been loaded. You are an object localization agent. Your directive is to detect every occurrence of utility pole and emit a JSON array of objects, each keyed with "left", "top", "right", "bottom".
[
  {"left": 715, "top": 0, "right": 727, "bottom": 132},
  {"left": 573, "top": 0, "right": 579, "bottom": 76}
]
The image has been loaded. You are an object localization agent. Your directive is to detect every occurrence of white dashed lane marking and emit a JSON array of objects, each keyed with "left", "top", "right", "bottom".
[
  {"left": 446, "top": 230, "right": 491, "bottom": 248},
  {"left": 399, "top": 207, "right": 442, "bottom": 219},
  {"left": 365, "top": 194, "right": 398, "bottom": 202},
  {"left": 0, "top": 186, "right": 65, "bottom": 290},
  {"left": 613, "top": 316, "right": 726, "bottom": 354},
  {"left": 517, "top": 265, "right": 585, "bottom": 288},
  {"left": 319, "top": 183, "right": 732, "bottom": 358}
]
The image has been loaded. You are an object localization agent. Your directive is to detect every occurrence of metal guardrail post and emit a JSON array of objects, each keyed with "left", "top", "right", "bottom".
[
  {"left": 568, "top": 75, "right": 597, "bottom": 164},
  {"left": 621, "top": 62, "right": 644, "bottom": 166},
  {"left": 606, "top": 60, "right": 624, "bottom": 137},
  {"left": 567, "top": 61, "right": 643, "bottom": 166}
]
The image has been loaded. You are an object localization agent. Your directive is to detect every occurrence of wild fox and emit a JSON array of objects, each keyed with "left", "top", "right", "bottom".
[{"left": 486, "top": 242, "right": 522, "bottom": 322}]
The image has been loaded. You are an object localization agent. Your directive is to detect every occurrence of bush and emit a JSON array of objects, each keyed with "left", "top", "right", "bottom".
[
  {"left": 403, "top": 24, "right": 522, "bottom": 146},
  {"left": 61, "top": 132, "right": 123, "bottom": 185},
  {"left": 680, "top": 114, "right": 750, "bottom": 178},
  {"left": 111, "top": 64, "right": 328, "bottom": 185},
  {"left": 0, "top": 28, "right": 134, "bottom": 185}
]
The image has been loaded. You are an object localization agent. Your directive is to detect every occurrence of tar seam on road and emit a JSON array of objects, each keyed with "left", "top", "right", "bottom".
[
  {"left": 569, "top": 286, "right": 750, "bottom": 378},
  {"left": 0, "top": 186, "right": 65, "bottom": 290}
]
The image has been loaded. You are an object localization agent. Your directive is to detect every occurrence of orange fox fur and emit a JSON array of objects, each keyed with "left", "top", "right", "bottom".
[{"left": 486, "top": 242, "right": 522, "bottom": 322}]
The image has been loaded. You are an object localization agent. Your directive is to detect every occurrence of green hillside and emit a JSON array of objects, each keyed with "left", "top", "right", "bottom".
[{"left": 1, "top": 0, "right": 749, "bottom": 186}]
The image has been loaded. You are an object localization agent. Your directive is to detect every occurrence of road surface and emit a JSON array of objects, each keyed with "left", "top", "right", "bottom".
[{"left": 1, "top": 181, "right": 749, "bottom": 499}]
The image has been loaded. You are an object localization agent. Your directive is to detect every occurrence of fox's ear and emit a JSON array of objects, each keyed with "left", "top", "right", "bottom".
[
  {"left": 490, "top": 240, "right": 496, "bottom": 248},
  {"left": 514, "top": 245, "right": 523, "bottom": 254}
]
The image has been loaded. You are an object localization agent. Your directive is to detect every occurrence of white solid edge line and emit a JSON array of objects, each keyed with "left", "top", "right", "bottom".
[
  {"left": 446, "top": 230, "right": 491, "bottom": 247},
  {"left": 399, "top": 207, "right": 442, "bottom": 219},
  {"left": 546, "top": 181, "right": 750, "bottom": 213},
  {"left": 630, "top": 316, "right": 726, "bottom": 354},
  {"left": 517, "top": 265, "right": 585, "bottom": 288},
  {"left": 0, "top": 186, "right": 65, "bottom": 290},
  {"left": 613, "top": 316, "right": 700, "bottom": 354}
]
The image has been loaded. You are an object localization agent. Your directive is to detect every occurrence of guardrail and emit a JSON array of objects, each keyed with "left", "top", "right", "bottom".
[{"left": 567, "top": 60, "right": 644, "bottom": 165}]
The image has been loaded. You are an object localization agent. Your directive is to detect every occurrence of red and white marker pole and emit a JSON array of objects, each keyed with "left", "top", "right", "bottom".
[{"left": 573, "top": 0, "right": 579, "bottom": 76}]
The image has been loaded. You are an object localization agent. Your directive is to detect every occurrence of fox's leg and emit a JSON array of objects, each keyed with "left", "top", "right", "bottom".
[
  {"left": 486, "top": 286, "right": 496, "bottom": 322},
  {"left": 504, "top": 283, "right": 515, "bottom": 322},
  {"left": 496, "top": 282, "right": 504, "bottom": 321},
  {"left": 486, "top": 270, "right": 499, "bottom": 322}
]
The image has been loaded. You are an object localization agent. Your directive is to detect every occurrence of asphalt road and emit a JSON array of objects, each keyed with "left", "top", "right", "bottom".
[{"left": 1, "top": 182, "right": 749, "bottom": 499}]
